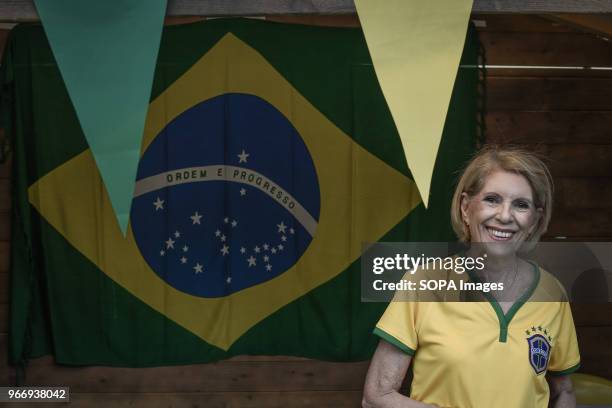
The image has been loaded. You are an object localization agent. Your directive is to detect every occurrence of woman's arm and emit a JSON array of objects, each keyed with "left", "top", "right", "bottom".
[
  {"left": 547, "top": 375, "right": 576, "bottom": 408},
  {"left": 362, "top": 340, "right": 437, "bottom": 408}
]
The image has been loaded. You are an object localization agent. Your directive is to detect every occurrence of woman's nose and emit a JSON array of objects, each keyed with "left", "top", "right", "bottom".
[{"left": 496, "top": 201, "right": 513, "bottom": 223}]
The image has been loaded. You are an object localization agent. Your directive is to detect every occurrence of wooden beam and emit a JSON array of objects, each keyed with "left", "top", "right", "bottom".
[
  {"left": 548, "top": 14, "right": 612, "bottom": 39},
  {"left": 2, "top": 0, "right": 612, "bottom": 22}
]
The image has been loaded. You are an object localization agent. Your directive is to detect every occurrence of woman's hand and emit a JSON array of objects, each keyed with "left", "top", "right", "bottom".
[{"left": 363, "top": 340, "right": 438, "bottom": 408}]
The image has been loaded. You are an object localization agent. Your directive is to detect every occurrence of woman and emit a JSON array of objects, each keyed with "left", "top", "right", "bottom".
[{"left": 363, "top": 146, "right": 580, "bottom": 408}]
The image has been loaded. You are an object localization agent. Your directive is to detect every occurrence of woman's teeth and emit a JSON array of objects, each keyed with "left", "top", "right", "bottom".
[{"left": 486, "top": 227, "right": 514, "bottom": 239}]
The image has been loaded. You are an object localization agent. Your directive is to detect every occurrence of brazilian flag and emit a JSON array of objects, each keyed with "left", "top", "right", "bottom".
[{"left": 1, "top": 19, "right": 480, "bottom": 366}]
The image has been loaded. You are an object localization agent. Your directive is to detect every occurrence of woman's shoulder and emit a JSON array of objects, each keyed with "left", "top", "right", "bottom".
[{"left": 529, "top": 262, "right": 570, "bottom": 302}]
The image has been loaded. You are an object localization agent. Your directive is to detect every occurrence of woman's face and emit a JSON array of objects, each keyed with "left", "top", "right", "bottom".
[{"left": 461, "top": 169, "right": 542, "bottom": 255}]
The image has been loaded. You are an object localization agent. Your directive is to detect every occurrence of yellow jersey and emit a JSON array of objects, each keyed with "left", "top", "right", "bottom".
[{"left": 375, "top": 263, "right": 581, "bottom": 408}]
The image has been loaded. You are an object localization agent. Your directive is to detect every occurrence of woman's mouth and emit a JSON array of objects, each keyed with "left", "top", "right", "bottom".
[{"left": 485, "top": 227, "right": 515, "bottom": 241}]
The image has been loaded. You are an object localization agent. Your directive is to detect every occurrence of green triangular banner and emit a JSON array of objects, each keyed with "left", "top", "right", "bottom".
[{"left": 33, "top": 0, "right": 167, "bottom": 234}]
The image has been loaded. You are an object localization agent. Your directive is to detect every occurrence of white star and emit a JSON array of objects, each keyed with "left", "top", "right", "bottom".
[
  {"left": 215, "top": 230, "right": 221, "bottom": 237},
  {"left": 240, "top": 247, "right": 246, "bottom": 254},
  {"left": 221, "top": 245, "right": 230, "bottom": 256},
  {"left": 190, "top": 211, "right": 202, "bottom": 225},
  {"left": 231, "top": 220, "right": 238, "bottom": 227},
  {"left": 180, "top": 256, "right": 187, "bottom": 264},
  {"left": 237, "top": 149, "right": 250, "bottom": 163},
  {"left": 281, "top": 235, "right": 287, "bottom": 242},
  {"left": 266, "top": 264, "right": 272, "bottom": 272},
  {"left": 240, "top": 188, "right": 246, "bottom": 196},
  {"left": 194, "top": 263, "right": 203, "bottom": 273},
  {"left": 153, "top": 197, "right": 165, "bottom": 211},
  {"left": 263, "top": 255, "right": 270, "bottom": 262},
  {"left": 278, "top": 244, "right": 284, "bottom": 251},
  {"left": 254, "top": 246, "right": 261, "bottom": 253},
  {"left": 182, "top": 245, "right": 189, "bottom": 252},
  {"left": 247, "top": 256, "right": 256, "bottom": 267},
  {"left": 221, "top": 234, "right": 227, "bottom": 242},
  {"left": 289, "top": 228, "right": 295, "bottom": 234},
  {"left": 174, "top": 230, "right": 181, "bottom": 238},
  {"left": 263, "top": 243, "right": 269, "bottom": 251},
  {"left": 271, "top": 248, "right": 277, "bottom": 254},
  {"left": 226, "top": 276, "right": 232, "bottom": 284},
  {"left": 277, "top": 221, "right": 287, "bottom": 234},
  {"left": 224, "top": 217, "right": 229, "bottom": 224},
  {"left": 160, "top": 249, "right": 165, "bottom": 256},
  {"left": 165, "top": 238, "right": 175, "bottom": 249}
]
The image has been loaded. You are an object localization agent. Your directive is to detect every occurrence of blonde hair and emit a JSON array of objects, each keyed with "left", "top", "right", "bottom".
[{"left": 450, "top": 145, "right": 553, "bottom": 242}]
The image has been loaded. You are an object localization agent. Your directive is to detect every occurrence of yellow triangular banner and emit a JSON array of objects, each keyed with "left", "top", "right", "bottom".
[{"left": 355, "top": 0, "right": 473, "bottom": 206}]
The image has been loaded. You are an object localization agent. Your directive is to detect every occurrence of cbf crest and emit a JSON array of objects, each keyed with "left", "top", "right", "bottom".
[{"left": 525, "top": 326, "right": 553, "bottom": 375}]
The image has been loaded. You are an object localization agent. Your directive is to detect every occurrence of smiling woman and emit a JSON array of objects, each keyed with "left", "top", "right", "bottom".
[
  {"left": 363, "top": 146, "right": 581, "bottom": 408},
  {"left": 451, "top": 145, "right": 553, "bottom": 247}
]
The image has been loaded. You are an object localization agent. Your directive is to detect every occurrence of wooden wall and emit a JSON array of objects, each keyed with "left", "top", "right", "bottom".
[
  {"left": 0, "top": 14, "right": 611, "bottom": 407},
  {"left": 478, "top": 14, "right": 612, "bottom": 382}
]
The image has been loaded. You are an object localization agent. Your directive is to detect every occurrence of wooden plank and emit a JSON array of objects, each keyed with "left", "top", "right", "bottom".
[
  {"left": 577, "top": 326, "right": 612, "bottom": 379},
  {"left": 480, "top": 32, "right": 612, "bottom": 67},
  {"left": 484, "top": 67, "right": 612, "bottom": 78},
  {"left": 2, "top": 391, "right": 363, "bottom": 408},
  {"left": 486, "top": 111, "right": 612, "bottom": 144},
  {"left": 229, "top": 355, "right": 310, "bottom": 362},
  {"left": 487, "top": 77, "right": 612, "bottom": 111},
  {"left": 0, "top": 240, "right": 8, "bottom": 273},
  {"left": 0, "top": 156, "right": 10, "bottom": 178},
  {"left": 572, "top": 303, "right": 612, "bottom": 327},
  {"left": 548, "top": 208, "right": 612, "bottom": 237},
  {"left": 0, "top": 179, "right": 9, "bottom": 212},
  {"left": 0, "top": 29, "right": 10, "bottom": 62},
  {"left": 545, "top": 145, "right": 612, "bottom": 177},
  {"left": 0, "top": 272, "right": 7, "bottom": 303},
  {"left": 507, "top": 144, "right": 612, "bottom": 178},
  {"left": 542, "top": 236, "right": 612, "bottom": 242},
  {"left": 549, "top": 14, "right": 612, "bottom": 39},
  {"left": 3, "top": 1, "right": 612, "bottom": 22},
  {"left": 557, "top": 178, "right": 612, "bottom": 209},
  {"left": 0, "top": 334, "right": 17, "bottom": 386},
  {"left": 0, "top": 211, "right": 9, "bottom": 241},
  {"left": 471, "top": 2, "right": 612, "bottom": 14},
  {"left": 8, "top": 357, "right": 369, "bottom": 392},
  {"left": 0, "top": 302, "right": 7, "bottom": 333},
  {"left": 473, "top": 14, "right": 578, "bottom": 33},
  {"left": 164, "top": 16, "right": 205, "bottom": 25},
  {"left": 267, "top": 14, "right": 360, "bottom": 27}
]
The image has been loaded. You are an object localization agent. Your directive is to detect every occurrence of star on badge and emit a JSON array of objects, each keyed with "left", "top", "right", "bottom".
[
  {"left": 190, "top": 211, "right": 202, "bottom": 224},
  {"left": 153, "top": 197, "right": 164, "bottom": 211},
  {"left": 247, "top": 256, "right": 256, "bottom": 267},
  {"left": 237, "top": 149, "right": 250, "bottom": 163}
]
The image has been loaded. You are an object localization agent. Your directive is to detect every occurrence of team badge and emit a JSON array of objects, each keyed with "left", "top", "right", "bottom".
[{"left": 526, "top": 327, "right": 552, "bottom": 375}]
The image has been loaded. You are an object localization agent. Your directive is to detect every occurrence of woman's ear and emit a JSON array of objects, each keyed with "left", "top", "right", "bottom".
[{"left": 460, "top": 192, "right": 470, "bottom": 225}]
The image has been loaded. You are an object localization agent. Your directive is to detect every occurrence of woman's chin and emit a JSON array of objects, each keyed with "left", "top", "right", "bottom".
[{"left": 471, "top": 240, "right": 518, "bottom": 258}]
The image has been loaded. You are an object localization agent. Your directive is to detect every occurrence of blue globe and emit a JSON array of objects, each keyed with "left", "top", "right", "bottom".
[{"left": 131, "top": 93, "right": 320, "bottom": 298}]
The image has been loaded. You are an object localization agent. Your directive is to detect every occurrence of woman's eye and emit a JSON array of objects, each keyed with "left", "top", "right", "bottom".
[
  {"left": 515, "top": 201, "right": 530, "bottom": 209},
  {"left": 484, "top": 195, "right": 498, "bottom": 203}
]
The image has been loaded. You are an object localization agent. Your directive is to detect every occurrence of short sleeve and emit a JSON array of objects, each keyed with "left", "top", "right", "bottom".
[
  {"left": 374, "top": 300, "right": 422, "bottom": 356},
  {"left": 548, "top": 301, "right": 581, "bottom": 376}
]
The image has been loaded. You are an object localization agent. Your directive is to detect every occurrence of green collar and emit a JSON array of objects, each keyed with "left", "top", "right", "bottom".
[{"left": 467, "top": 261, "right": 540, "bottom": 342}]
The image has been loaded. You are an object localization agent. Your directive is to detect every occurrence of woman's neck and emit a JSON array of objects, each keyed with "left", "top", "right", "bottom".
[{"left": 466, "top": 247, "right": 518, "bottom": 278}]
